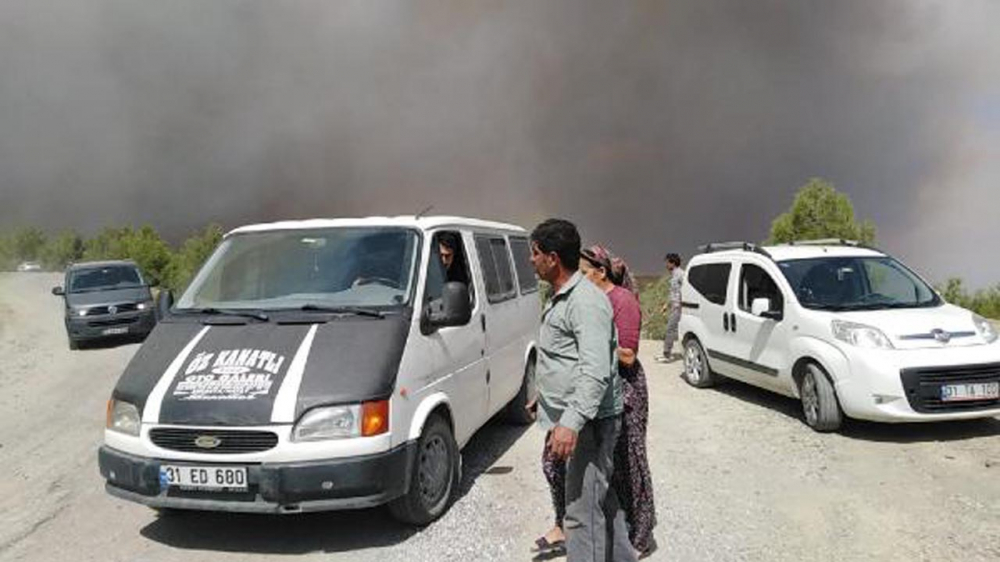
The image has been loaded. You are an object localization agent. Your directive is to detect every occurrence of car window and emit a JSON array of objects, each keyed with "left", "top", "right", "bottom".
[
  {"left": 69, "top": 266, "right": 143, "bottom": 293},
  {"left": 475, "top": 235, "right": 517, "bottom": 304},
  {"left": 509, "top": 236, "right": 538, "bottom": 294},
  {"left": 738, "top": 264, "right": 784, "bottom": 312},
  {"left": 687, "top": 263, "right": 732, "bottom": 306},
  {"left": 427, "top": 231, "right": 475, "bottom": 309}
]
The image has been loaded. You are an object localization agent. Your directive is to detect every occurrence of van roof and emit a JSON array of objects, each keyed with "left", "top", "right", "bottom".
[
  {"left": 227, "top": 216, "right": 528, "bottom": 237},
  {"left": 694, "top": 244, "right": 886, "bottom": 264},
  {"left": 67, "top": 260, "right": 139, "bottom": 270}
]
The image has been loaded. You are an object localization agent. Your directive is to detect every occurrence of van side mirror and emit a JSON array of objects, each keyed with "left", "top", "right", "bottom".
[
  {"left": 157, "top": 290, "right": 174, "bottom": 320},
  {"left": 752, "top": 297, "right": 783, "bottom": 321},
  {"left": 423, "top": 282, "right": 471, "bottom": 333},
  {"left": 51, "top": 286, "right": 65, "bottom": 297}
]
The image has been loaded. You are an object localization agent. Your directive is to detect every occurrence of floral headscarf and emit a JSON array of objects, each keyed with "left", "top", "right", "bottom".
[{"left": 581, "top": 244, "right": 638, "bottom": 296}]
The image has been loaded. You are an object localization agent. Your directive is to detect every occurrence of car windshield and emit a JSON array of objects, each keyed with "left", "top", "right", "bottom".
[
  {"left": 69, "top": 265, "right": 144, "bottom": 293},
  {"left": 175, "top": 227, "right": 420, "bottom": 311},
  {"left": 777, "top": 256, "right": 941, "bottom": 311}
]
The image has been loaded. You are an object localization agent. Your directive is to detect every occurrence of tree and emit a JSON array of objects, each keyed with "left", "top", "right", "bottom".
[
  {"left": 42, "top": 231, "right": 85, "bottom": 270},
  {"left": 12, "top": 227, "right": 47, "bottom": 262},
  {"left": 769, "top": 178, "right": 876, "bottom": 244},
  {"left": 164, "top": 224, "right": 224, "bottom": 293},
  {"left": 83, "top": 225, "right": 173, "bottom": 285}
]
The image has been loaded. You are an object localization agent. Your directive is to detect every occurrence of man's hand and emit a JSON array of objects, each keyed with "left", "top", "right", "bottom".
[
  {"left": 525, "top": 397, "right": 538, "bottom": 421},
  {"left": 547, "top": 425, "right": 578, "bottom": 460}
]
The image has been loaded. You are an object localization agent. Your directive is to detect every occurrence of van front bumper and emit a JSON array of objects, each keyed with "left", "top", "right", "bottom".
[
  {"left": 67, "top": 310, "right": 156, "bottom": 341},
  {"left": 99, "top": 443, "right": 415, "bottom": 514}
]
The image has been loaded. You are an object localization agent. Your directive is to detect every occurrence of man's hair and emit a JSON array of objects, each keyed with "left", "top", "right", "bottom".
[
  {"left": 665, "top": 253, "right": 682, "bottom": 267},
  {"left": 531, "top": 219, "right": 581, "bottom": 271},
  {"left": 437, "top": 232, "right": 460, "bottom": 252}
]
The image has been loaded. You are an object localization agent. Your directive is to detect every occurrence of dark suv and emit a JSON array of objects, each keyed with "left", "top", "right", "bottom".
[{"left": 52, "top": 260, "right": 157, "bottom": 349}]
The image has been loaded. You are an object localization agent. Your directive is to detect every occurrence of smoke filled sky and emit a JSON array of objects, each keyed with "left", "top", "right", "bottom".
[{"left": 1, "top": 1, "right": 999, "bottom": 284}]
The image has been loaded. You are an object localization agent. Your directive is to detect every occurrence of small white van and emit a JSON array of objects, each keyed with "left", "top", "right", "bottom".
[
  {"left": 678, "top": 240, "right": 1000, "bottom": 432},
  {"left": 99, "top": 216, "right": 540, "bottom": 524}
]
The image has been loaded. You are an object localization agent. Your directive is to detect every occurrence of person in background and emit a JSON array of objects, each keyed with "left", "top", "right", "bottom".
[
  {"left": 528, "top": 219, "right": 635, "bottom": 562},
  {"left": 437, "top": 232, "right": 469, "bottom": 285},
  {"left": 580, "top": 245, "right": 657, "bottom": 558},
  {"left": 658, "top": 253, "right": 684, "bottom": 363}
]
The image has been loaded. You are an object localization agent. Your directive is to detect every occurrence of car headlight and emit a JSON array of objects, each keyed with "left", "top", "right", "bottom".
[
  {"left": 73, "top": 307, "right": 90, "bottom": 317},
  {"left": 973, "top": 314, "right": 998, "bottom": 344},
  {"left": 136, "top": 301, "right": 153, "bottom": 311},
  {"left": 106, "top": 399, "right": 141, "bottom": 436},
  {"left": 831, "top": 320, "right": 895, "bottom": 349},
  {"left": 292, "top": 401, "right": 389, "bottom": 442}
]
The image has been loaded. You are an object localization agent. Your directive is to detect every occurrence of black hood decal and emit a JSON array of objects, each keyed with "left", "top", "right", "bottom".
[{"left": 113, "top": 314, "right": 411, "bottom": 426}]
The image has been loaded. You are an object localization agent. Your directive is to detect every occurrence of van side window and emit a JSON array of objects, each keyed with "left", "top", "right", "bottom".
[
  {"left": 687, "top": 263, "right": 732, "bottom": 305},
  {"left": 475, "top": 235, "right": 517, "bottom": 304},
  {"left": 509, "top": 237, "right": 538, "bottom": 294},
  {"left": 427, "top": 231, "right": 476, "bottom": 309},
  {"left": 738, "top": 264, "right": 783, "bottom": 312}
]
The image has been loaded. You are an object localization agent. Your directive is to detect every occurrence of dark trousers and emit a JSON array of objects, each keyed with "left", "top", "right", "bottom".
[{"left": 564, "top": 416, "right": 637, "bottom": 562}]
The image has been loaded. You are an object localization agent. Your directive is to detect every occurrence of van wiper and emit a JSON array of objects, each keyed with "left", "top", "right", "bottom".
[
  {"left": 187, "top": 307, "right": 270, "bottom": 321},
  {"left": 298, "top": 304, "right": 385, "bottom": 319}
]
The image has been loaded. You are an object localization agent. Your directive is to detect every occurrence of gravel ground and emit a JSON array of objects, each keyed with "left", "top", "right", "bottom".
[{"left": 1, "top": 272, "right": 998, "bottom": 562}]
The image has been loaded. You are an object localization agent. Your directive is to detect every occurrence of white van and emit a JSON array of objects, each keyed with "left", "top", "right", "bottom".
[
  {"left": 99, "top": 216, "right": 540, "bottom": 524},
  {"left": 678, "top": 240, "right": 1000, "bottom": 432}
]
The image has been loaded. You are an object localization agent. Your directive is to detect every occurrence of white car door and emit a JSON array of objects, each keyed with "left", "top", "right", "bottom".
[{"left": 728, "top": 258, "right": 794, "bottom": 394}]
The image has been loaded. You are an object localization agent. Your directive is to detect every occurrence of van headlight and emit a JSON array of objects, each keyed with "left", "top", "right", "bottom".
[
  {"left": 831, "top": 320, "right": 894, "bottom": 350},
  {"left": 106, "top": 399, "right": 141, "bottom": 436},
  {"left": 973, "top": 314, "right": 998, "bottom": 344},
  {"left": 292, "top": 400, "right": 389, "bottom": 442}
]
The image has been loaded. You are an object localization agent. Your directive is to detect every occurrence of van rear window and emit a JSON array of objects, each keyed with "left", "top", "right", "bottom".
[
  {"left": 687, "top": 263, "right": 732, "bottom": 305},
  {"left": 475, "top": 236, "right": 517, "bottom": 304},
  {"left": 509, "top": 237, "right": 538, "bottom": 294}
]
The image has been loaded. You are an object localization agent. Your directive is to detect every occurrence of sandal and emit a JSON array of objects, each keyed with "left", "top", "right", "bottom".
[{"left": 531, "top": 536, "right": 566, "bottom": 555}]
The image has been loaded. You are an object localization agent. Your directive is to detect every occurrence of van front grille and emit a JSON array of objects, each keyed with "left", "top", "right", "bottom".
[
  {"left": 900, "top": 363, "right": 1000, "bottom": 413},
  {"left": 150, "top": 428, "right": 279, "bottom": 454}
]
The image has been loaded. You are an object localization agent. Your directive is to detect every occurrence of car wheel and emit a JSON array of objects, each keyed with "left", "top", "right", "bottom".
[
  {"left": 68, "top": 337, "right": 79, "bottom": 351},
  {"left": 505, "top": 358, "right": 537, "bottom": 425},
  {"left": 388, "top": 414, "right": 458, "bottom": 525},
  {"left": 800, "top": 362, "right": 842, "bottom": 432},
  {"left": 683, "top": 338, "right": 716, "bottom": 388}
]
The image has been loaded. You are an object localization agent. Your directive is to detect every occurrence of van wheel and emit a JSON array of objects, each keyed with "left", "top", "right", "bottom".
[
  {"left": 389, "top": 414, "right": 458, "bottom": 526},
  {"left": 800, "top": 363, "right": 842, "bottom": 432},
  {"left": 683, "top": 339, "right": 715, "bottom": 388},
  {"left": 505, "top": 358, "right": 537, "bottom": 425},
  {"left": 68, "top": 337, "right": 79, "bottom": 350}
]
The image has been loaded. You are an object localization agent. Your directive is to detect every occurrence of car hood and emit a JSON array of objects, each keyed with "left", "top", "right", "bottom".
[
  {"left": 112, "top": 313, "right": 411, "bottom": 426},
  {"left": 836, "top": 304, "right": 989, "bottom": 349},
  {"left": 66, "top": 287, "right": 151, "bottom": 307}
]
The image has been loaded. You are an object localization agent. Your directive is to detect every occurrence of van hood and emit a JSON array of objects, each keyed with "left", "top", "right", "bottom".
[
  {"left": 113, "top": 313, "right": 411, "bottom": 426},
  {"left": 836, "top": 304, "right": 988, "bottom": 350},
  {"left": 66, "top": 286, "right": 151, "bottom": 306}
]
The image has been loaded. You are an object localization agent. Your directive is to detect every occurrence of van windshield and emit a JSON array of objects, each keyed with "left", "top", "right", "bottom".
[
  {"left": 176, "top": 227, "right": 420, "bottom": 311},
  {"left": 69, "top": 265, "right": 144, "bottom": 293},
  {"left": 777, "top": 256, "right": 941, "bottom": 311}
]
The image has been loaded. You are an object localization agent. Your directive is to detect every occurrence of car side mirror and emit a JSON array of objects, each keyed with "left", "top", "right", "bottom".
[
  {"left": 752, "top": 297, "right": 783, "bottom": 321},
  {"left": 156, "top": 290, "right": 174, "bottom": 320},
  {"left": 423, "top": 282, "right": 471, "bottom": 333},
  {"left": 51, "top": 286, "right": 65, "bottom": 296}
]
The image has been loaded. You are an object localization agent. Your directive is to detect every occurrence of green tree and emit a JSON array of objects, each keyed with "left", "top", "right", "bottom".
[
  {"left": 164, "top": 224, "right": 224, "bottom": 293},
  {"left": 42, "top": 231, "right": 85, "bottom": 270},
  {"left": 83, "top": 225, "right": 173, "bottom": 285},
  {"left": 769, "top": 178, "right": 876, "bottom": 244},
  {"left": 12, "top": 227, "right": 48, "bottom": 262}
]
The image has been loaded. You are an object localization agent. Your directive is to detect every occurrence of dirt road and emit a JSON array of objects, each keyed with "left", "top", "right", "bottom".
[{"left": 1, "top": 273, "right": 998, "bottom": 562}]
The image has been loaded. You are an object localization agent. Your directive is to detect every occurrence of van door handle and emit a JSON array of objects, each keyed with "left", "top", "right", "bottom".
[
  {"left": 730, "top": 313, "right": 737, "bottom": 333},
  {"left": 723, "top": 313, "right": 730, "bottom": 332},
  {"left": 481, "top": 314, "right": 486, "bottom": 332}
]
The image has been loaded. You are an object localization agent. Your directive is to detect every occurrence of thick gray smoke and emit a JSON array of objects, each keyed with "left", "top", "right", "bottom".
[{"left": 1, "top": 1, "right": 998, "bottom": 284}]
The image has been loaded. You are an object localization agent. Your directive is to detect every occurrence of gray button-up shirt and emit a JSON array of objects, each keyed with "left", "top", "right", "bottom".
[
  {"left": 669, "top": 267, "right": 684, "bottom": 306},
  {"left": 536, "top": 271, "right": 622, "bottom": 432}
]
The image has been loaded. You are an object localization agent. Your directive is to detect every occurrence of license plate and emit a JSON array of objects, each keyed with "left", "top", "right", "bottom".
[
  {"left": 102, "top": 326, "right": 128, "bottom": 335},
  {"left": 159, "top": 465, "right": 248, "bottom": 490},
  {"left": 940, "top": 382, "right": 1000, "bottom": 402}
]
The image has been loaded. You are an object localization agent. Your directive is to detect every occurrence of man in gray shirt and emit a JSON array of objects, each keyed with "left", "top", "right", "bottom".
[
  {"left": 659, "top": 253, "right": 684, "bottom": 362},
  {"left": 530, "top": 218, "right": 635, "bottom": 562}
]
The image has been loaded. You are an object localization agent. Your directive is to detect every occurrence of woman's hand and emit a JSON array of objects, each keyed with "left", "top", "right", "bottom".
[{"left": 618, "top": 347, "right": 636, "bottom": 366}]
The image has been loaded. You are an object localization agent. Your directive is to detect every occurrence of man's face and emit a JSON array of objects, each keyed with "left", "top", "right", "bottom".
[
  {"left": 530, "top": 242, "right": 558, "bottom": 283},
  {"left": 439, "top": 244, "right": 454, "bottom": 269},
  {"left": 666, "top": 260, "right": 676, "bottom": 273}
]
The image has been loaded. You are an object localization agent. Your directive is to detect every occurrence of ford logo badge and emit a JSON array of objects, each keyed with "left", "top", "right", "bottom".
[
  {"left": 931, "top": 329, "right": 952, "bottom": 343},
  {"left": 194, "top": 435, "right": 222, "bottom": 449}
]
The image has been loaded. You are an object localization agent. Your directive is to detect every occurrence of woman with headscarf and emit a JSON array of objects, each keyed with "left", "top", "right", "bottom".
[{"left": 532, "top": 244, "right": 657, "bottom": 559}]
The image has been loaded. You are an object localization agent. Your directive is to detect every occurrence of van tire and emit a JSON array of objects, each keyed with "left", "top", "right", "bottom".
[
  {"left": 68, "top": 337, "right": 79, "bottom": 350},
  {"left": 682, "top": 338, "right": 716, "bottom": 388},
  {"left": 800, "top": 363, "right": 842, "bottom": 432},
  {"left": 389, "top": 414, "right": 458, "bottom": 526},
  {"left": 505, "top": 358, "right": 537, "bottom": 425}
]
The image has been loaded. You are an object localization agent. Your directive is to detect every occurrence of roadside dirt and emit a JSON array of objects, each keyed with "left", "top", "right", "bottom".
[{"left": 0, "top": 273, "right": 997, "bottom": 562}]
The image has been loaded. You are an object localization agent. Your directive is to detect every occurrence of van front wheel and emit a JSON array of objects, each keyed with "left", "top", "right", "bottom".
[
  {"left": 800, "top": 363, "right": 842, "bottom": 432},
  {"left": 389, "top": 414, "right": 458, "bottom": 526}
]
